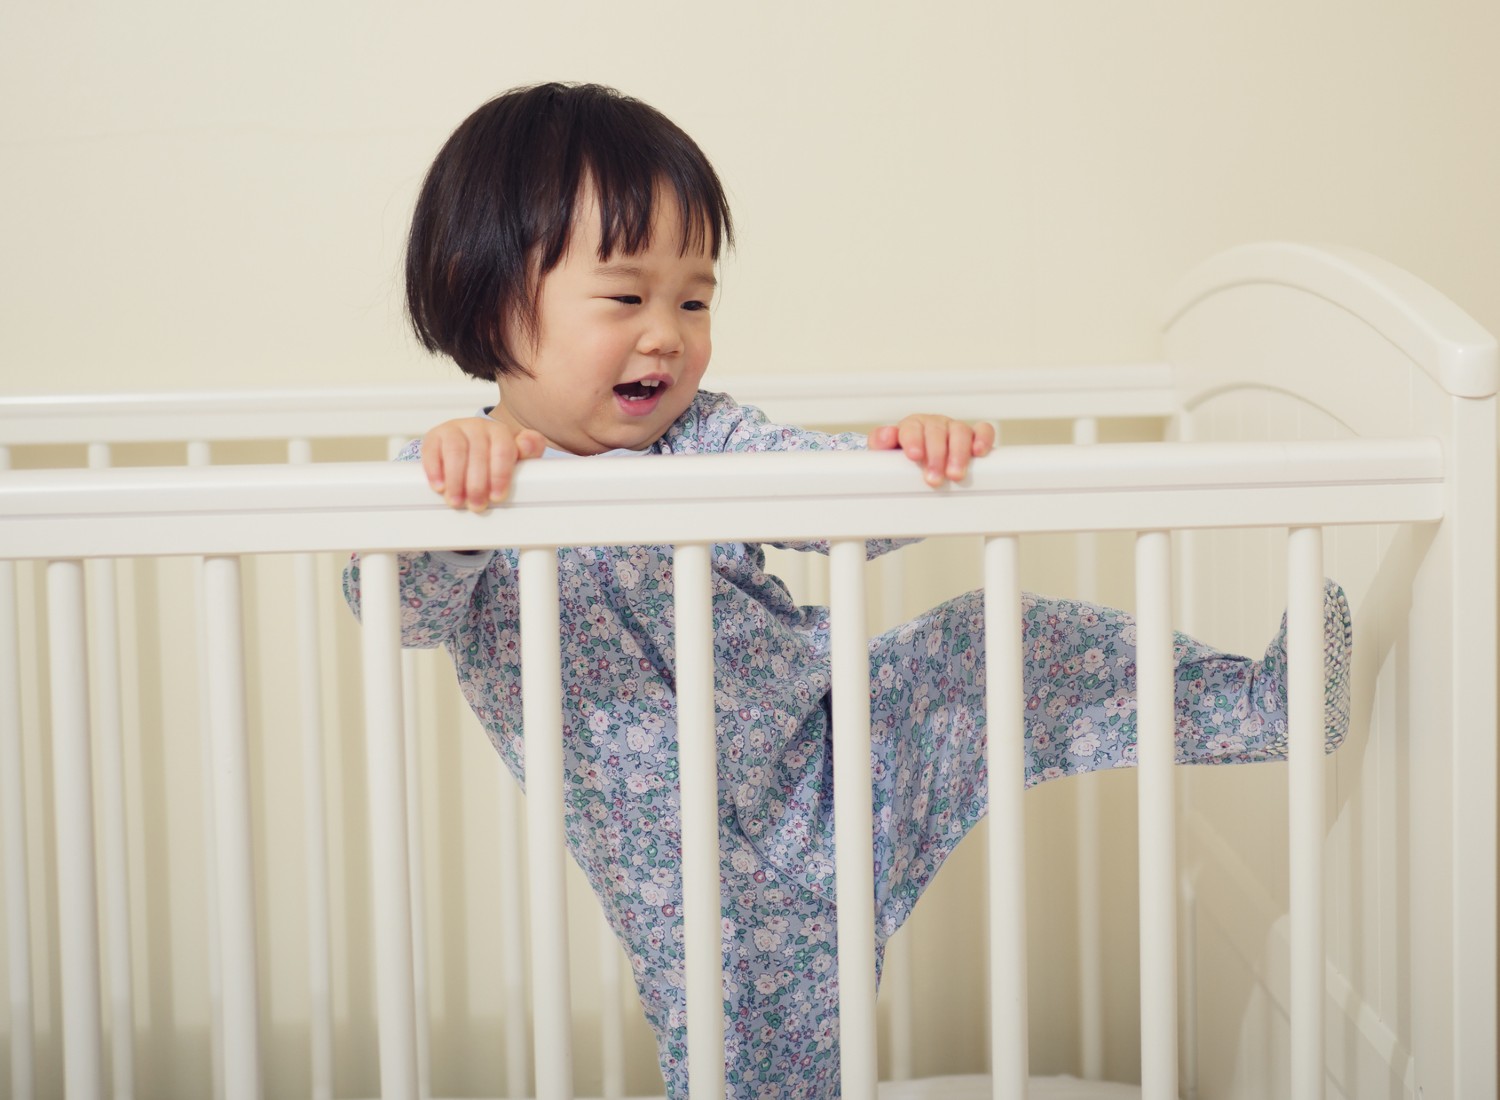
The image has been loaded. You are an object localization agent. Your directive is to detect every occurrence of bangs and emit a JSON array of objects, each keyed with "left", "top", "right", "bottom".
[{"left": 529, "top": 90, "right": 734, "bottom": 271}]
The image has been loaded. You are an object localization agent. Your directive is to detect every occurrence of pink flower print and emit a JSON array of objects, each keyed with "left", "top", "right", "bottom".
[
  {"left": 1083, "top": 647, "right": 1106, "bottom": 673},
  {"left": 626, "top": 725, "right": 654, "bottom": 752}
]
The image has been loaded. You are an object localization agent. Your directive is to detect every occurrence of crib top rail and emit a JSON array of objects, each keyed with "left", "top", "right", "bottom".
[
  {"left": 0, "top": 365, "right": 1175, "bottom": 447},
  {"left": 0, "top": 436, "right": 1441, "bottom": 561}
]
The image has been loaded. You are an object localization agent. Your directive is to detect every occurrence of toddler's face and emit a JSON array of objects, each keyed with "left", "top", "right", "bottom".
[{"left": 489, "top": 188, "right": 716, "bottom": 455}]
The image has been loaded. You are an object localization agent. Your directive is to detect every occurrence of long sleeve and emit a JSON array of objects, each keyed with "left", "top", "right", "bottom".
[{"left": 342, "top": 548, "right": 495, "bottom": 650}]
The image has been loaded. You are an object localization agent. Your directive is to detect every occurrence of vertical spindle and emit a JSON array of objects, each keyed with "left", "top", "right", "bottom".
[
  {"left": 202, "top": 556, "right": 262, "bottom": 1100},
  {"left": 1286, "top": 528, "right": 1326, "bottom": 1100},
  {"left": 1134, "top": 531, "right": 1178, "bottom": 1099},
  {"left": 358, "top": 551, "right": 420, "bottom": 1100},
  {"left": 674, "top": 543, "right": 724, "bottom": 1099},
  {"left": 0, "top": 444, "right": 35, "bottom": 1100},
  {"left": 1070, "top": 419, "right": 1105, "bottom": 1083},
  {"left": 495, "top": 769, "right": 530, "bottom": 1099},
  {"left": 86, "top": 443, "right": 136, "bottom": 1099},
  {"left": 985, "top": 536, "right": 1029, "bottom": 1100},
  {"left": 48, "top": 559, "right": 105, "bottom": 1099},
  {"left": 188, "top": 440, "right": 227, "bottom": 1100},
  {"left": 519, "top": 547, "right": 572, "bottom": 1100},
  {"left": 831, "top": 540, "right": 877, "bottom": 1100},
  {"left": 288, "top": 438, "right": 335, "bottom": 1100}
]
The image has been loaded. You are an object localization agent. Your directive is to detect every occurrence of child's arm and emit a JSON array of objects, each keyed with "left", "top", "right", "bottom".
[
  {"left": 867, "top": 415, "right": 996, "bottom": 487},
  {"left": 422, "top": 416, "right": 547, "bottom": 512}
]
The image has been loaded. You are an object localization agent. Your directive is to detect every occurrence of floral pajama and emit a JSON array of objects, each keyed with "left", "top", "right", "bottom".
[{"left": 344, "top": 390, "right": 1349, "bottom": 1100}]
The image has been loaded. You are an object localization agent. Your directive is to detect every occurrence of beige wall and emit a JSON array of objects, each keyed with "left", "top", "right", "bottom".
[
  {"left": 3, "top": 2, "right": 1497, "bottom": 1096},
  {"left": 3, "top": 1, "right": 1497, "bottom": 396}
]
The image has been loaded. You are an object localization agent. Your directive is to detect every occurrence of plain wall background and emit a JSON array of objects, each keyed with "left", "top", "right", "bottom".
[
  {"left": 3, "top": 2, "right": 1498, "bottom": 1097},
  {"left": 3, "top": 1, "right": 1497, "bottom": 396}
]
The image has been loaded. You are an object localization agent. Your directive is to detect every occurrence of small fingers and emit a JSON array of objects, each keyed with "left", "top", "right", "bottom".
[
  {"left": 973, "top": 422, "right": 996, "bottom": 456},
  {"left": 915, "top": 419, "right": 948, "bottom": 486}
]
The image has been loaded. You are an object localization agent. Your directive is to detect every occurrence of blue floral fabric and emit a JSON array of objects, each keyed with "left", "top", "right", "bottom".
[{"left": 342, "top": 390, "right": 1349, "bottom": 1100}]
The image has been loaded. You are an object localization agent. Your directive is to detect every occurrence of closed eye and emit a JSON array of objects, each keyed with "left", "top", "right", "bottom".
[{"left": 608, "top": 295, "right": 642, "bottom": 305}]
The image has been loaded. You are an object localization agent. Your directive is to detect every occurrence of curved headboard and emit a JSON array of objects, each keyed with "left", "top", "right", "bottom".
[{"left": 1164, "top": 242, "right": 1497, "bottom": 440}]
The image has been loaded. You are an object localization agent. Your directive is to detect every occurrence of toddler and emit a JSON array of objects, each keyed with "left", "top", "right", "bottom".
[{"left": 343, "top": 82, "right": 1352, "bottom": 1099}]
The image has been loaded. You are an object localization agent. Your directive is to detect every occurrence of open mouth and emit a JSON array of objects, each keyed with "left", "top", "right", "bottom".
[{"left": 613, "top": 379, "right": 667, "bottom": 402}]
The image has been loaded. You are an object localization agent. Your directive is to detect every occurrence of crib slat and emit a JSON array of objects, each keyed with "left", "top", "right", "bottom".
[
  {"left": 289, "top": 441, "right": 337, "bottom": 1100},
  {"left": 1, "top": 448, "right": 36, "bottom": 1100},
  {"left": 202, "top": 556, "right": 263, "bottom": 1100},
  {"left": 292, "top": 557, "right": 335, "bottom": 1100},
  {"left": 401, "top": 647, "right": 432, "bottom": 1099},
  {"left": 674, "top": 543, "right": 725, "bottom": 1099},
  {"left": 1286, "top": 528, "right": 1326, "bottom": 1100},
  {"left": 86, "top": 443, "right": 136, "bottom": 1099},
  {"left": 1069, "top": 419, "right": 1106, "bottom": 1084},
  {"left": 984, "top": 536, "right": 1029, "bottom": 1099},
  {"left": 48, "top": 559, "right": 105, "bottom": 1099},
  {"left": 358, "top": 552, "right": 421, "bottom": 1099},
  {"left": 1134, "top": 531, "right": 1178, "bottom": 1099},
  {"left": 519, "top": 547, "right": 573, "bottom": 1100},
  {"left": 495, "top": 769, "right": 530, "bottom": 1098},
  {"left": 598, "top": 914, "right": 625, "bottom": 1100},
  {"left": 830, "top": 540, "right": 877, "bottom": 1099},
  {"left": 188, "top": 441, "right": 228, "bottom": 1100}
]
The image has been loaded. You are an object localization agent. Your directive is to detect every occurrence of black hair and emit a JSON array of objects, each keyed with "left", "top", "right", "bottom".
[{"left": 405, "top": 82, "right": 735, "bottom": 380}]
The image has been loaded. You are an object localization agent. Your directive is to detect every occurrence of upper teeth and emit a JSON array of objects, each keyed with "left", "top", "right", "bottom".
[{"left": 639, "top": 379, "right": 660, "bottom": 388}]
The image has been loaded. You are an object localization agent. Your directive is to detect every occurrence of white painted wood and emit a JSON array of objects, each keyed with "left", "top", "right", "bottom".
[
  {"left": 883, "top": 928, "right": 914, "bottom": 1081},
  {"left": 1445, "top": 395, "right": 1498, "bottom": 1099},
  {"left": 0, "top": 366, "right": 1177, "bottom": 447},
  {"left": 1179, "top": 876, "right": 1199, "bottom": 1100},
  {"left": 1167, "top": 243, "right": 1498, "bottom": 399},
  {"left": 0, "top": 439, "right": 1445, "bottom": 562},
  {"left": 1, "top": 443, "right": 35, "bottom": 1100},
  {"left": 48, "top": 559, "right": 105, "bottom": 1100},
  {"left": 831, "top": 540, "right": 877, "bottom": 1100},
  {"left": 495, "top": 768, "right": 530, "bottom": 1099},
  {"left": 1134, "top": 532, "right": 1177, "bottom": 1099},
  {"left": 1286, "top": 528, "right": 1326, "bottom": 1100},
  {"left": 202, "top": 556, "right": 262, "bottom": 1100},
  {"left": 187, "top": 440, "right": 227, "bottom": 1100},
  {"left": 357, "top": 552, "right": 420, "bottom": 1100},
  {"left": 518, "top": 548, "right": 573, "bottom": 1100},
  {"left": 674, "top": 543, "right": 725, "bottom": 1100},
  {"left": 292, "top": 431, "right": 335, "bottom": 1100},
  {"left": 1068, "top": 419, "right": 1104, "bottom": 1084},
  {"left": 401, "top": 646, "right": 432, "bottom": 1100},
  {"left": 598, "top": 915, "right": 625, "bottom": 1100},
  {"left": 85, "top": 445, "right": 135, "bottom": 1100},
  {"left": 983, "top": 537, "right": 1028, "bottom": 1100}
]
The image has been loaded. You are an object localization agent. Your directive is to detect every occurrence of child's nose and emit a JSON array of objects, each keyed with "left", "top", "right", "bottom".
[{"left": 638, "top": 309, "right": 684, "bottom": 357}]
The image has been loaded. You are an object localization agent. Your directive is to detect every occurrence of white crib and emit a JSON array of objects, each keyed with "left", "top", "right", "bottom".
[{"left": 0, "top": 242, "right": 1494, "bottom": 1100}]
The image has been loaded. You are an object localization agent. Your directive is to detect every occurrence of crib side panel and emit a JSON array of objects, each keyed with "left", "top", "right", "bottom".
[{"left": 1165, "top": 249, "right": 1494, "bottom": 1100}]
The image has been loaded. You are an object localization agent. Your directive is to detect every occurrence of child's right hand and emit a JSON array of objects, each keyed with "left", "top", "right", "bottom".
[{"left": 420, "top": 418, "right": 547, "bottom": 512}]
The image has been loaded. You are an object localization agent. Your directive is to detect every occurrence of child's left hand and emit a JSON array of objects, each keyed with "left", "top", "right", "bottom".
[{"left": 868, "top": 415, "right": 996, "bottom": 487}]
